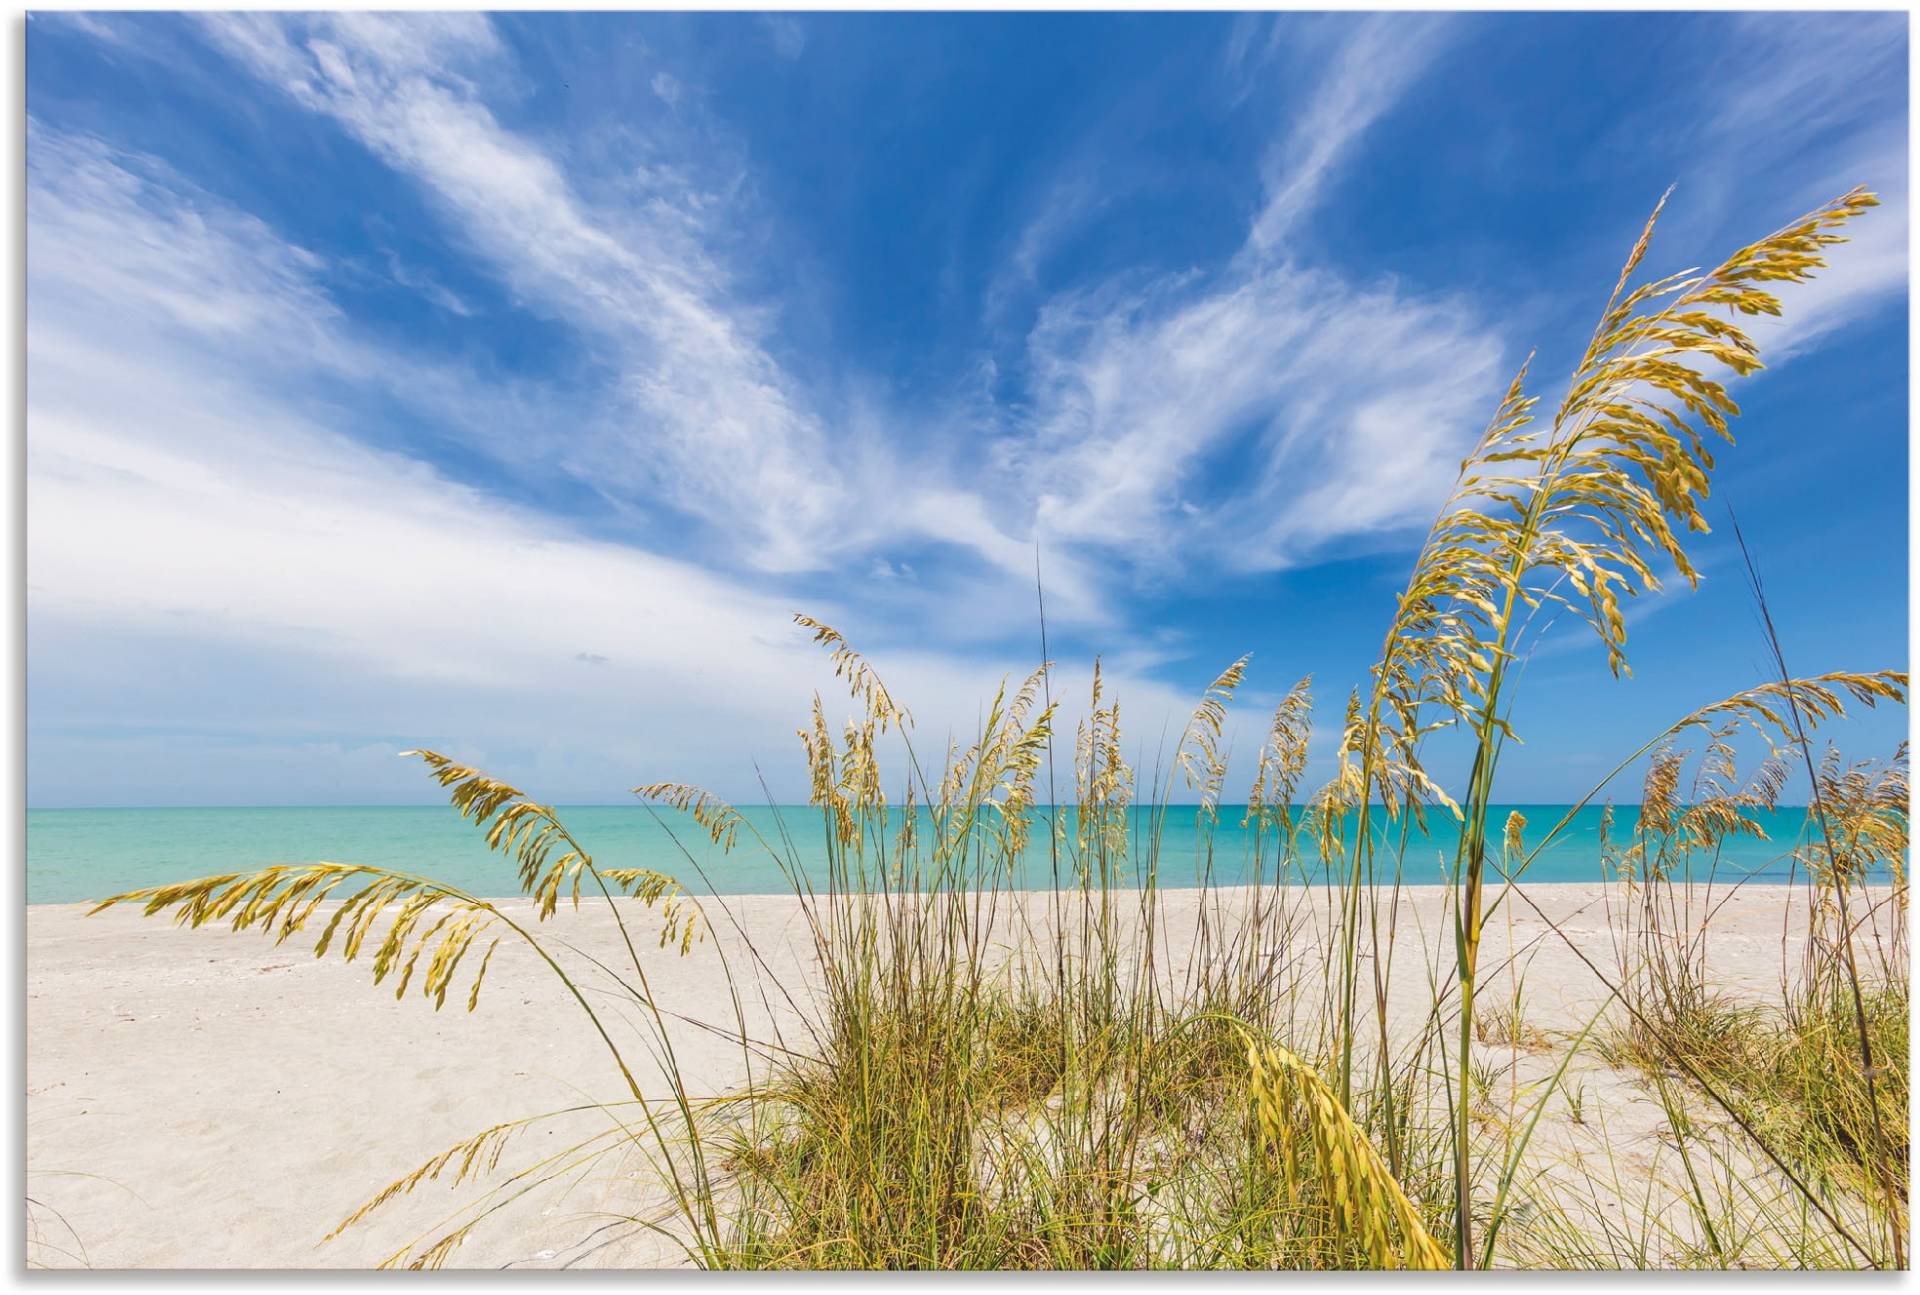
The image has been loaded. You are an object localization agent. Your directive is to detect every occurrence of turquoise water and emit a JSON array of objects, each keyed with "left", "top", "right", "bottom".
[{"left": 26, "top": 803, "right": 1836, "bottom": 905}]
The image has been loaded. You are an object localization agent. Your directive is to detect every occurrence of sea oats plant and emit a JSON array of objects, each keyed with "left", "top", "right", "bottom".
[
  {"left": 90, "top": 186, "right": 1907, "bottom": 1270},
  {"left": 1315, "top": 184, "right": 1885, "bottom": 1266}
]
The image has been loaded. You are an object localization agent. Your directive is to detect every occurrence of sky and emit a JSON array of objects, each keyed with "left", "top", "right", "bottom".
[{"left": 25, "top": 10, "right": 1911, "bottom": 809}]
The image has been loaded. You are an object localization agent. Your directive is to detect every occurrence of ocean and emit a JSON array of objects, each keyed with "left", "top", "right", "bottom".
[{"left": 25, "top": 803, "right": 1843, "bottom": 905}]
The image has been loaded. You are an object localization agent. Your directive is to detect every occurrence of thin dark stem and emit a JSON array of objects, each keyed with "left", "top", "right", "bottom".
[{"left": 1727, "top": 508, "right": 1904, "bottom": 1266}]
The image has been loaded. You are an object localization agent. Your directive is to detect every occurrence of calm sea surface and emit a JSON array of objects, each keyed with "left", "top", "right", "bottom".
[{"left": 26, "top": 804, "right": 1839, "bottom": 905}]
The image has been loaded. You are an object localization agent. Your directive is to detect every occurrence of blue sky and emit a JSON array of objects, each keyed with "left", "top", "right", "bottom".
[{"left": 25, "top": 11, "right": 1910, "bottom": 808}]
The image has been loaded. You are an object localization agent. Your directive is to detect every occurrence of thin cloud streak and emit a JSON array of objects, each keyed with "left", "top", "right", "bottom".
[
  {"left": 200, "top": 12, "right": 842, "bottom": 574},
  {"left": 1247, "top": 14, "right": 1452, "bottom": 252}
]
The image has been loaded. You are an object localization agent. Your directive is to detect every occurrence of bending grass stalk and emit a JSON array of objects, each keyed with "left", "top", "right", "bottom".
[
  {"left": 88, "top": 853, "right": 727, "bottom": 1264},
  {"left": 89, "top": 866, "right": 651, "bottom": 1107},
  {"left": 1239, "top": 1026, "right": 1450, "bottom": 1270}
]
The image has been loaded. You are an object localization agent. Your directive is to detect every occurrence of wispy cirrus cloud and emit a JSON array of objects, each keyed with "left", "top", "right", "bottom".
[
  {"left": 27, "top": 120, "right": 591, "bottom": 484},
  {"left": 192, "top": 12, "right": 1115, "bottom": 627},
  {"left": 28, "top": 124, "right": 339, "bottom": 349},
  {"left": 25, "top": 120, "right": 1200, "bottom": 804},
  {"left": 1002, "top": 9, "right": 1903, "bottom": 582},
  {"left": 1007, "top": 15, "right": 1502, "bottom": 574},
  {"left": 1709, "top": 12, "right": 1906, "bottom": 149},
  {"left": 1707, "top": 16, "right": 1908, "bottom": 363},
  {"left": 983, "top": 173, "right": 1107, "bottom": 324},
  {"left": 1017, "top": 261, "right": 1501, "bottom": 569},
  {"left": 759, "top": 14, "right": 807, "bottom": 62},
  {"left": 1246, "top": 13, "right": 1452, "bottom": 252},
  {"left": 199, "top": 13, "right": 843, "bottom": 575}
]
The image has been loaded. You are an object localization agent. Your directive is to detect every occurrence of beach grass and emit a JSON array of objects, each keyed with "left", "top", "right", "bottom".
[{"left": 82, "top": 185, "right": 1909, "bottom": 1270}]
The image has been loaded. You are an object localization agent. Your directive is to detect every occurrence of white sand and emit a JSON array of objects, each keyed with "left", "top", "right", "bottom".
[{"left": 25, "top": 883, "right": 1887, "bottom": 1269}]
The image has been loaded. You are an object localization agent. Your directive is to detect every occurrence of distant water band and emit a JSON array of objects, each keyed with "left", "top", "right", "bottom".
[{"left": 27, "top": 803, "right": 1883, "bottom": 906}]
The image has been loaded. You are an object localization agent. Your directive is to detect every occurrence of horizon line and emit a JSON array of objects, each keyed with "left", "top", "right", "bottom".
[{"left": 27, "top": 801, "right": 1824, "bottom": 814}]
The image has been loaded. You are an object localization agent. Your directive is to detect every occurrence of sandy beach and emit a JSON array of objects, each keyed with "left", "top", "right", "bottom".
[{"left": 24, "top": 883, "right": 1890, "bottom": 1269}]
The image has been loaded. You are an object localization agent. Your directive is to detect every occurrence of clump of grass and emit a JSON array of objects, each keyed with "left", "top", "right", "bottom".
[
  {"left": 1476, "top": 1004, "right": 1550, "bottom": 1052},
  {"left": 1601, "top": 995, "right": 1758, "bottom": 1077},
  {"left": 1745, "top": 988, "right": 1909, "bottom": 1193},
  {"left": 1564, "top": 1082, "right": 1587, "bottom": 1126}
]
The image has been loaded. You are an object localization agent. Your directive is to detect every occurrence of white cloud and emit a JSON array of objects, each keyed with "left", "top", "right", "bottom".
[
  {"left": 1711, "top": 13, "right": 1906, "bottom": 151},
  {"left": 1247, "top": 14, "right": 1450, "bottom": 252},
  {"left": 27, "top": 365, "right": 1204, "bottom": 802},
  {"left": 28, "top": 125, "right": 338, "bottom": 348},
  {"left": 199, "top": 12, "right": 842, "bottom": 575},
  {"left": 984, "top": 174, "right": 1107, "bottom": 323},
  {"left": 1712, "top": 36, "right": 1904, "bottom": 368},
  {"left": 382, "top": 251, "right": 475, "bottom": 317},
  {"left": 26, "top": 121, "right": 618, "bottom": 508},
  {"left": 189, "top": 12, "right": 1111, "bottom": 631},
  {"left": 30, "top": 11, "right": 132, "bottom": 47},
  {"left": 1019, "top": 261, "right": 1502, "bottom": 569},
  {"left": 1009, "top": 15, "right": 1501, "bottom": 574},
  {"left": 1004, "top": 9, "right": 1902, "bottom": 581},
  {"left": 760, "top": 15, "right": 806, "bottom": 62},
  {"left": 1651, "top": 14, "right": 1908, "bottom": 365},
  {"left": 25, "top": 122, "right": 1208, "bottom": 805},
  {"left": 1754, "top": 171, "right": 1907, "bottom": 365}
]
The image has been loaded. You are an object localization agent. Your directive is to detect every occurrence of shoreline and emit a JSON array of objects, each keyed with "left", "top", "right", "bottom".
[{"left": 27, "top": 866, "right": 1889, "bottom": 909}]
